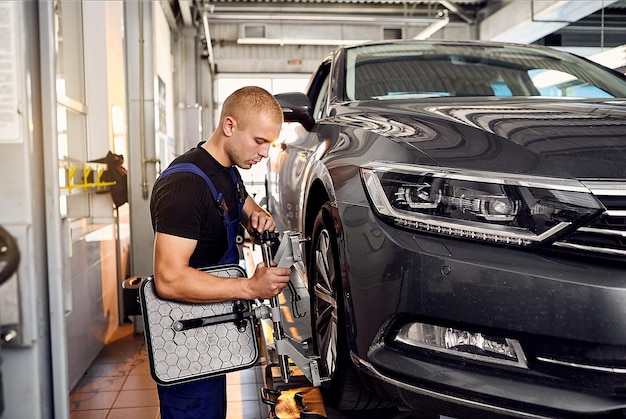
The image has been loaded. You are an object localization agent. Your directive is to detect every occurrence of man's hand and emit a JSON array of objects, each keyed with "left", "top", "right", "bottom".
[
  {"left": 243, "top": 195, "right": 276, "bottom": 234},
  {"left": 248, "top": 262, "right": 291, "bottom": 299},
  {"left": 248, "top": 210, "right": 276, "bottom": 234}
]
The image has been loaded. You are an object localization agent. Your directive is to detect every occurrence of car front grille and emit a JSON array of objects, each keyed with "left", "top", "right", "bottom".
[{"left": 553, "top": 181, "right": 626, "bottom": 258}]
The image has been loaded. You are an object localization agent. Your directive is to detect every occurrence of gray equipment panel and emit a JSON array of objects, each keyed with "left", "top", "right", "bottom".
[{"left": 140, "top": 265, "right": 259, "bottom": 386}]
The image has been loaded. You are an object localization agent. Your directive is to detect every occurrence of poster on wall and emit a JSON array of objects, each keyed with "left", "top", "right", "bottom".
[
  {"left": 157, "top": 76, "right": 166, "bottom": 134},
  {"left": 0, "top": 2, "right": 20, "bottom": 143}
]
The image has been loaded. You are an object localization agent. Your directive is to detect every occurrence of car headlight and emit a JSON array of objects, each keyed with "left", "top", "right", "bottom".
[{"left": 361, "top": 163, "right": 604, "bottom": 246}]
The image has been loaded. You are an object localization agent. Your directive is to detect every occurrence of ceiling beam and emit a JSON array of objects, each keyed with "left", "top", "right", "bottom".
[
  {"left": 590, "top": 44, "right": 626, "bottom": 71},
  {"left": 159, "top": 0, "right": 178, "bottom": 29},
  {"left": 414, "top": 9, "right": 450, "bottom": 40},
  {"left": 480, "top": 0, "right": 620, "bottom": 44},
  {"left": 439, "top": 0, "right": 474, "bottom": 24},
  {"left": 179, "top": 0, "right": 193, "bottom": 26}
]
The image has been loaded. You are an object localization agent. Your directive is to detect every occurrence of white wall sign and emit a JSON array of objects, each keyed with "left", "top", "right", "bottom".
[{"left": 0, "top": 2, "right": 20, "bottom": 143}]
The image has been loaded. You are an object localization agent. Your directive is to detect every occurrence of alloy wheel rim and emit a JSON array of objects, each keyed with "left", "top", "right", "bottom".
[{"left": 313, "top": 228, "right": 338, "bottom": 378}]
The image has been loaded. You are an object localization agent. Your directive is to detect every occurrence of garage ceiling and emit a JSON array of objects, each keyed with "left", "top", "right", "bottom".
[
  {"left": 179, "top": 0, "right": 626, "bottom": 45},
  {"left": 162, "top": 0, "right": 626, "bottom": 73}
]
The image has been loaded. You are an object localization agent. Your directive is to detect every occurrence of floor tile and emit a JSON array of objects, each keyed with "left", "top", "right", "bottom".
[
  {"left": 228, "top": 367, "right": 264, "bottom": 385},
  {"left": 73, "top": 376, "right": 126, "bottom": 393},
  {"left": 227, "top": 383, "right": 263, "bottom": 402},
  {"left": 69, "top": 391, "right": 118, "bottom": 411},
  {"left": 226, "top": 400, "right": 265, "bottom": 419},
  {"left": 227, "top": 374, "right": 243, "bottom": 386},
  {"left": 106, "top": 406, "right": 159, "bottom": 419},
  {"left": 129, "top": 359, "right": 152, "bottom": 376},
  {"left": 69, "top": 409, "right": 109, "bottom": 419},
  {"left": 112, "top": 388, "right": 160, "bottom": 408},
  {"left": 122, "top": 374, "right": 158, "bottom": 391},
  {"left": 84, "top": 362, "right": 133, "bottom": 378},
  {"left": 94, "top": 352, "right": 139, "bottom": 365}
]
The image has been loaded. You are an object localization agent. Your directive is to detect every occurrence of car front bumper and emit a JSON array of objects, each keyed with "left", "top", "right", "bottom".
[
  {"left": 338, "top": 203, "right": 626, "bottom": 417},
  {"left": 355, "top": 351, "right": 626, "bottom": 418}
]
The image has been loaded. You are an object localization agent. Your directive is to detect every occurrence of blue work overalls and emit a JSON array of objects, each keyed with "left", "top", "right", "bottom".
[{"left": 156, "top": 162, "right": 245, "bottom": 419}]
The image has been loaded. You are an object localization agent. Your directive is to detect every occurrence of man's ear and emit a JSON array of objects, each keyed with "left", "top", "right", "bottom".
[{"left": 222, "top": 116, "right": 236, "bottom": 137}]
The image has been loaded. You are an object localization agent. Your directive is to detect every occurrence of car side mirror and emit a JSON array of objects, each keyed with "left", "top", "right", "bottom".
[{"left": 274, "top": 92, "right": 316, "bottom": 131}]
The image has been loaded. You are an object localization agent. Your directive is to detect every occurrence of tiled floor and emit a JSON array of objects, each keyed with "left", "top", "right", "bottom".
[{"left": 69, "top": 321, "right": 269, "bottom": 419}]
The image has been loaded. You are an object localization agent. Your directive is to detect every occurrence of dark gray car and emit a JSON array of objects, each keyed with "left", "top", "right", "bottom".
[{"left": 266, "top": 40, "right": 626, "bottom": 418}]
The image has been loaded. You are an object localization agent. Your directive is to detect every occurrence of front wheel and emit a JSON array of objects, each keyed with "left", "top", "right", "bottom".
[{"left": 309, "top": 203, "right": 386, "bottom": 410}]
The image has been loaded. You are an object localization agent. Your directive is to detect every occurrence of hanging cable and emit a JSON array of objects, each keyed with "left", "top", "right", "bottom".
[
  {"left": 600, "top": 0, "right": 605, "bottom": 51},
  {"left": 139, "top": 0, "right": 148, "bottom": 199}
]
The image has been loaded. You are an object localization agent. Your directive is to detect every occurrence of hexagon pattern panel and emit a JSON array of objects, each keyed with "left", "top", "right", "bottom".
[{"left": 140, "top": 265, "right": 259, "bottom": 385}]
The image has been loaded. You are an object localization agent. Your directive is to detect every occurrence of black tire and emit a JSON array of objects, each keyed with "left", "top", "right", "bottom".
[
  {"left": 0, "top": 225, "right": 20, "bottom": 286},
  {"left": 309, "top": 203, "right": 386, "bottom": 410}
]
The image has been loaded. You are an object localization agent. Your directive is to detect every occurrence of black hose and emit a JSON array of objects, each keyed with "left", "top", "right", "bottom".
[{"left": 0, "top": 224, "right": 20, "bottom": 286}]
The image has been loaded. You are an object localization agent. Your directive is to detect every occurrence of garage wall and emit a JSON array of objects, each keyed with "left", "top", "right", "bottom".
[
  {"left": 155, "top": 4, "right": 176, "bottom": 167},
  {"left": 205, "top": 22, "right": 474, "bottom": 74}
]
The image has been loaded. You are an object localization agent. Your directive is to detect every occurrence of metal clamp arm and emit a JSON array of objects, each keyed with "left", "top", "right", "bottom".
[{"left": 172, "top": 300, "right": 253, "bottom": 332}]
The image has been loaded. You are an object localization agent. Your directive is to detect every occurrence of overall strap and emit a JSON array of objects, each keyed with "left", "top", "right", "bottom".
[
  {"left": 160, "top": 162, "right": 222, "bottom": 205},
  {"left": 229, "top": 167, "right": 246, "bottom": 207},
  {"left": 160, "top": 161, "right": 244, "bottom": 266}
]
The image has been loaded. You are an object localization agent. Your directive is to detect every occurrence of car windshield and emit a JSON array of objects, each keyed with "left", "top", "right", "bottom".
[{"left": 345, "top": 42, "right": 626, "bottom": 100}]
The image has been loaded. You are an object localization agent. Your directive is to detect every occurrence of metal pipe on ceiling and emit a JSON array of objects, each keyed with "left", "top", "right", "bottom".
[
  {"left": 203, "top": 12, "right": 441, "bottom": 25},
  {"left": 198, "top": 5, "right": 446, "bottom": 25},
  {"left": 201, "top": 11, "right": 216, "bottom": 74},
  {"left": 201, "top": 5, "right": 432, "bottom": 14}
]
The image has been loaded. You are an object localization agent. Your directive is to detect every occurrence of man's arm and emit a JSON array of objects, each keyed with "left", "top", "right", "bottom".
[{"left": 153, "top": 231, "right": 290, "bottom": 303}]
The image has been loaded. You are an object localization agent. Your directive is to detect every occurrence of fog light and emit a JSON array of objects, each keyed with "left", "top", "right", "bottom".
[{"left": 394, "top": 322, "right": 528, "bottom": 368}]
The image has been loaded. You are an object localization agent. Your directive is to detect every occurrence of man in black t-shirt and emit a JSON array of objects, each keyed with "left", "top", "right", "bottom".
[{"left": 150, "top": 86, "right": 291, "bottom": 419}]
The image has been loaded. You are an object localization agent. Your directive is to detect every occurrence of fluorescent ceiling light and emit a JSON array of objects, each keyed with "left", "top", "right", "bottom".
[{"left": 237, "top": 38, "right": 369, "bottom": 46}]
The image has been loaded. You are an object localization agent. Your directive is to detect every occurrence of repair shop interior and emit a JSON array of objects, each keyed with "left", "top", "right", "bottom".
[{"left": 2, "top": 1, "right": 626, "bottom": 418}]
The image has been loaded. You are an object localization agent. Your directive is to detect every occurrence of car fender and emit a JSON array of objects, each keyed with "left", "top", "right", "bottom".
[{"left": 302, "top": 159, "right": 367, "bottom": 357}]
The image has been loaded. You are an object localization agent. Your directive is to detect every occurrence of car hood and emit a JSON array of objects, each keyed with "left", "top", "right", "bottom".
[{"left": 340, "top": 98, "right": 626, "bottom": 179}]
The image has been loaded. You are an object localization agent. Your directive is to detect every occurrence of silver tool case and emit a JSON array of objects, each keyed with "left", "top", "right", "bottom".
[{"left": 139, "top": 264, "right": 259, "bottom": 386}]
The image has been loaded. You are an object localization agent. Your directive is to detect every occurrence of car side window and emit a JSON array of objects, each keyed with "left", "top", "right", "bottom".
[{"left": 313, "top": 75, "right": 330, "bottom": 120}]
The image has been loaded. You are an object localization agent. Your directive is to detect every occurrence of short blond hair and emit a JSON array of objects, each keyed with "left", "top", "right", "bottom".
[{"left": 220, "top": 86, "right": 283, "bottom": 129}]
